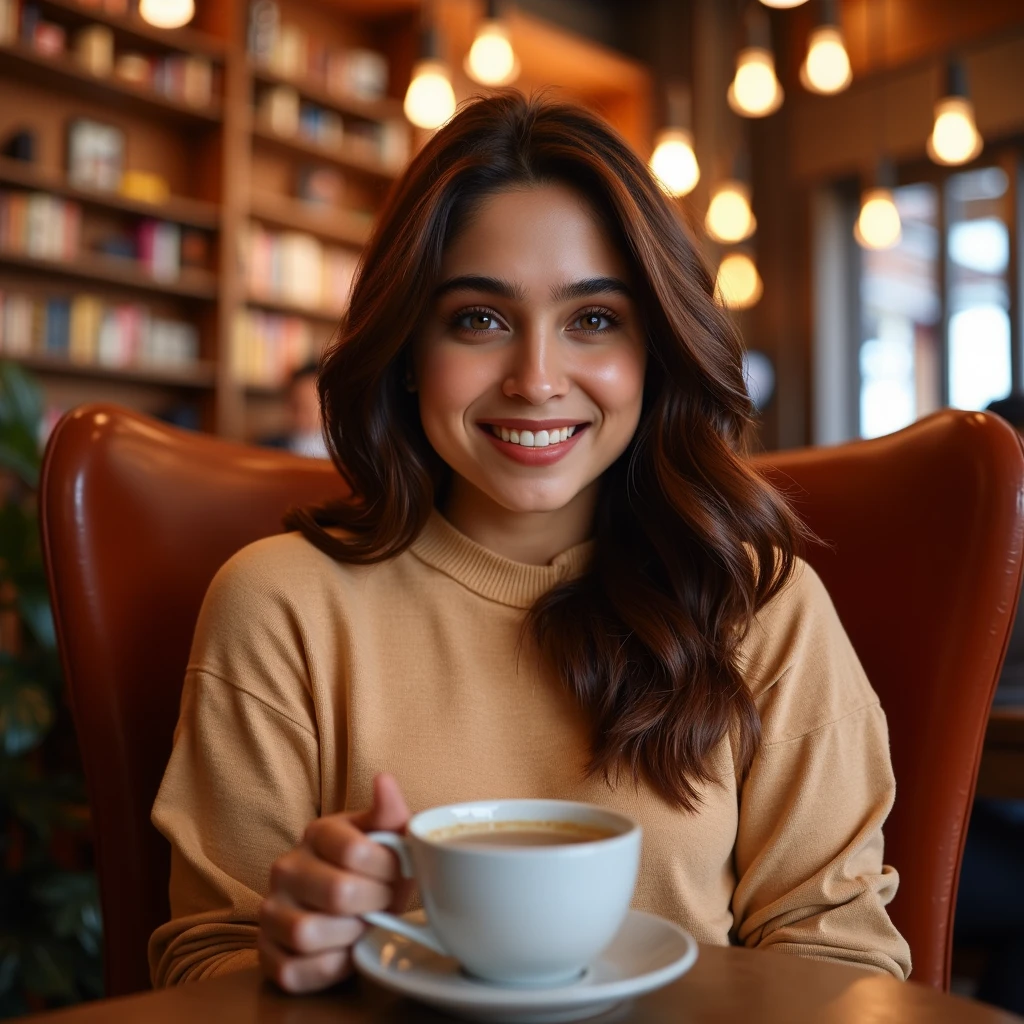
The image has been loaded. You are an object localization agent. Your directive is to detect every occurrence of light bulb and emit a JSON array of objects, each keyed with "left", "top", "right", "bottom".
[
  {"left": 403, "top": 60, "right": 456, "bottom": 130},
  {"left": 855, "top": 188, "right": 902, "bottom": 249},
  {"left": 801, "top": 26, "right": 852, "bottom": 94},
  {"left": 759, "top": 0, "right": 809, "bottom": 6},
  {"left": 927, "top": 97, "right": 983, "bottom": 166},
  {"left": 649, "top": 129, "right": 699, "bottom": 198},
  {"left": 716, "top": 253, "right": 763, "bottom": 310},
  {"left": 705, "top": 181, "right": 756, "bottom": 244},
  {"left": 464, "top": 20, "right": 519, "bottom": 86},
  {"left": 728, "top": 48, "right": 783, "bottom": 117},
  {"left": 139, "top": 0, "right": 194, "bottom": 28}
]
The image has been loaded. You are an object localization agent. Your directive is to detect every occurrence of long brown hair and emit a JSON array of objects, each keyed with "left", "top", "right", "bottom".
[{"left": 286, "top": 93, "right": 808, "bottom": 809}]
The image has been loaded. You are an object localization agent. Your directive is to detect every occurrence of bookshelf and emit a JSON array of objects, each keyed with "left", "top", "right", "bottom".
[{"left": 0, "top": 0, "right": 653, "bottom": 443}]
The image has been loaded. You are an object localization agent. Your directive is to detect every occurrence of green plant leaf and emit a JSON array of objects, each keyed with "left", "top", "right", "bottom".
[
  {"left": 16, "top": 587, "right": 57, "bottom": 652},
  {"left": 0, "top": 362, "right": 43, "bottom": 440}
]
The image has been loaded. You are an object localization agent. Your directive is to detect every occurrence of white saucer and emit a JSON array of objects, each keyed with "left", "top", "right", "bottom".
[{"left": 352, "top": 908, "right": 698, "bottom": 1024}]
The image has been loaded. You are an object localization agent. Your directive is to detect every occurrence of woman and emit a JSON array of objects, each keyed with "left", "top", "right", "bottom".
[{"left": 149, "top": 93, "right": 911, "bottom": 991}]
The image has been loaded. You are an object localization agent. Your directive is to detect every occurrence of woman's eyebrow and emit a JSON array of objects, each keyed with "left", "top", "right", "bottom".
[
  {"left": 433, "top": 275, "right": 526, "bottom": 301},
  {"left": 550, "top": 277, "right": 633, "bottom": 302}
]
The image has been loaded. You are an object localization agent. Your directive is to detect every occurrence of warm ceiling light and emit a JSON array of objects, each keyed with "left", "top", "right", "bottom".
[
  {"left": 927, "top": 61, "right": 982, "bottom": 166},
  {"left": 801, "top": 3, "right": 852, "bottom": 97},
  {"left": 716, "top": 253, "right": 763, "bottom": 310},
  {"left": 465, "top": 2, "right": 519, "bottom": 87},
  {"left": 728, "top": 47, "right": 784, "bottom": 117},
  {"left": 139, "top": 0, "right": 194, "bottom": 28},
  {"left": 759, "top": 0, "right": 809, "bottom": 7},
  {"left": 404, "top": 60, "right": 456, "bottom": 129},
  {"left": 706, "top": 181, "right": 756, "bottom": 244},
  {"left": 855, "top": 187, "right": 902, "bottom": 250},
  {"left": 649, "top": 128, "right": 699, "bottom": 197}
]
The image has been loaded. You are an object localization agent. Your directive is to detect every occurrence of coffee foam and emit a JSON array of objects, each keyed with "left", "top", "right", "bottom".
[{"left": 425, "top": 819, "right": 617, "bottom": 843}]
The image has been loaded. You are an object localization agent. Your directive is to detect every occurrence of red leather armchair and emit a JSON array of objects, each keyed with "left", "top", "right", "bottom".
[{"left": 40, "top": 404, "right": 1024, "bottom": 996}]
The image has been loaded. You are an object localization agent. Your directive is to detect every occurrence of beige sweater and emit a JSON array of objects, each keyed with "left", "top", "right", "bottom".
[{"left": 149, "top": 510, "right": 911, "bottom": 986}]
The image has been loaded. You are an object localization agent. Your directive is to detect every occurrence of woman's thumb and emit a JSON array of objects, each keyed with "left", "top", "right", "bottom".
[{"left": 362, "top": 772, "right": 410, "bottom": 832}]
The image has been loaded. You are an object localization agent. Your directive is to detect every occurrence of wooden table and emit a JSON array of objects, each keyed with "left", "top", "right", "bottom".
[
  {"left": 977, "top": 706, "right": 1024, "bottom": 800},
  {"left": 20, "top": 947, "right": 1022, "bottom": 1023}
]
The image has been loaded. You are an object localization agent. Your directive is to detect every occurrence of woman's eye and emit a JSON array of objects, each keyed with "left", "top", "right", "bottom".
[
  {"left": 573, "top": 312, "right": 615, "bottom": 332},
  {"left": 455, "top": 311, "right": 502, "bottom": 332}
]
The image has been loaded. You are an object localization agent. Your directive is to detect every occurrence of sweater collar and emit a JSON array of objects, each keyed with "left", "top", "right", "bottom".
[{"left": 409, "top": 509, "right": 594, "bottom": 609}]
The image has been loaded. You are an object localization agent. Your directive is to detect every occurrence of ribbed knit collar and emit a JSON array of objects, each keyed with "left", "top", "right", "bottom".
[{"left": 409, "top": 509, "right": 594, "bottom": 609}]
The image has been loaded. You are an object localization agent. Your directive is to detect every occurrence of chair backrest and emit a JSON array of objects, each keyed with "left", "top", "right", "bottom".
[
  {"left": 40, "top": 404, "right": 1024, "bottom": 997},
  {"left": 751, "top": 408, "right": 1024, "bottom": 990},
  {"left": 40, "top": 405, "right": 347, "bottom": 997}
]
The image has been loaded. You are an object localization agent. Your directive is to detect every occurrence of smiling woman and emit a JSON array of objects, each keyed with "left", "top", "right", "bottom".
[{"left": 148, "top": 94, "right": 912, "bottom": 995}]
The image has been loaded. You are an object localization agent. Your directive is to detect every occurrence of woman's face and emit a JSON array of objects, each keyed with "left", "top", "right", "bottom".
[{"left": 414, "top": 183, "right": 647, "bottom": 517}]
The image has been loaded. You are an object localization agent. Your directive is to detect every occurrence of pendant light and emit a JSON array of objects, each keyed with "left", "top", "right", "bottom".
[
  {"left": 706, "top": 150, "right": 756, "bottom": 244},
  {"left": 465, "top": 0, "right": 519, "bottom": 87},
  {"left": 706, "top": 181, "right": 757, "bottom": 243},
  {"left": 728, "top": 6, "right": 783, "bottom": 118},
  {"left": 649, "top": 83, "right": 699, "bottom": 198},
  {"left": 139, "top": 0, "right": 194, "bottom": 29},
  {"left": 759, "top": 0, "right": 808, "bottom": 7},
  {"left": 855, "top": 160, "right": 902, "bottom": 250},
  {"left": 716, "top": 251, "right": 764, "bottom": 310},
  {"left": 404, "top": 21, "right": 456, "bottom": 130},
  {"left": 800, "top": 0, "right": 852, "bottom": 95},
  {"left": 927, "top": 58, "right": 983, "bottom": 166}
]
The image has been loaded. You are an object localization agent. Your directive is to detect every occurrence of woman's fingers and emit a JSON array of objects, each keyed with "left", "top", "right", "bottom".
[
  {"left": 304, "top": 817, "right": 401, "bottom": 883},
  {"left": 257, "top": 931, "right": 352, "bottom": 993},
  {"left": 259, "top": 896, "right": 365, "bottom": 955},
  {"left": 270, "top": 847, "right": 393, "bottom": 915}
]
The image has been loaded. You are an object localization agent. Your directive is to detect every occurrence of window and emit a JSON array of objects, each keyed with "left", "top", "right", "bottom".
[{"left": 813, "top": 149, "right": 1022, "bottom": 445}]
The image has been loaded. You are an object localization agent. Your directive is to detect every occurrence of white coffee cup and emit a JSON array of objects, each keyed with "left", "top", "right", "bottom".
[{"left": 364, "top": 798, "right": 641, "bottom": 987}]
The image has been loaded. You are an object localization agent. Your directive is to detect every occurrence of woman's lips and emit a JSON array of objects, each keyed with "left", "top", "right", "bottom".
[{"left": 479, "top": 423, "right": 588, "bottom": 466}]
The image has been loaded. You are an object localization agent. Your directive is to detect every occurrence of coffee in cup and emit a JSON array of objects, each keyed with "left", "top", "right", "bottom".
[{"left": 363, "top": 799, "right": 641, "bottom": 987}]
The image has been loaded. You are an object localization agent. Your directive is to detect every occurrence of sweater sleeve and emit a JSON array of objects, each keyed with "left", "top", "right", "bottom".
[
  {"left": 730, "top": 560, "right": 912, "bottom": 980},
  {"left": 148, "top": 543, "right": 323, "bottom": 987}
]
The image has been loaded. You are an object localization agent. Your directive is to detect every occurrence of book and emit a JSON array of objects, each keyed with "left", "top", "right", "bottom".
[
  {"left": 1, "top": 293, "right": 32, "bottom": 354},
  {"left": 0, "top": 0, "right": 20, "bottom": 45},
  {"left": 259, "top": 85, "right": 300, "bottom": 137},
  {"left": 69, "top": 293, "right": 102, "bottom": 363},
  {"left": 74, "top": 24, "right": 115, "bottom": 77},
  {"left": 32, "top": 19, "right": 65, "bottom": 56},
  {"left": 137, "top": 220, "right": 181, "bottom": 281},
  {"left": 44, "top": 297, "right": 71, "bottom": 355}
]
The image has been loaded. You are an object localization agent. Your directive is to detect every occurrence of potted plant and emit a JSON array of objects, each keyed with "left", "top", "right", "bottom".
[{"left": 0, "top": 362, "right": 102, "bottom": 1015}]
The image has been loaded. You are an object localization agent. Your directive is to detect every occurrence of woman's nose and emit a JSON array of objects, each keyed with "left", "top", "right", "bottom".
[{"left": 501, "top": 329, "right": 570, "bottom": 404}]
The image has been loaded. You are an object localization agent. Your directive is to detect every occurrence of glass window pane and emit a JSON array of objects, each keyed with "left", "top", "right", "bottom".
[
  {"left": 946, "top": 166, "right": 1011, "bottom": 411},
  {"left": 859, "top": 183, "right": 941, "bottom": 438}
]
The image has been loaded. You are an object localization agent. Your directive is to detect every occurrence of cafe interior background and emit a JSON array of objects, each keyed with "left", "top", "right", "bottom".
[{"left": 0, "top": 0, "right": 1022, "bottom": 1016}]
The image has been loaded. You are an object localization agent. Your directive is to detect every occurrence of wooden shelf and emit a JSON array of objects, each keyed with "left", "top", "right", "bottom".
[
  {"left": 245, "top": 293, "right": 345, "bottom": 322},
  {"left": 248, "top": 191, "right": 371, "bottom": 247},
  {"left": 0, "top": 44, "right": 222, "bottom": 125},
  {"left": 250, "top": 64, "right": 403, "bottom": 123},
  {"left": 245, "top": 382, "right": 288, "bottom": 398},
  {"left": 0, "top": 156, "right": 220, "bottom": 230},
  {"left": 37, "top": 0, "right": 226, "bottom": 60},
  {"left": 251, "top": 125, "right": 397, "bottom": 181},
  {"left": 0, "top": 250, "right": 219, "bottom": 299},
  {"left": 5, "top": 353, "right": 217, "bottom": 389}
]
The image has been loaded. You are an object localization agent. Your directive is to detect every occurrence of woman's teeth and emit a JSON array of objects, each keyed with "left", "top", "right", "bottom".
[{"left": 490, "top": 425, "right": 577, "bottom": 447}]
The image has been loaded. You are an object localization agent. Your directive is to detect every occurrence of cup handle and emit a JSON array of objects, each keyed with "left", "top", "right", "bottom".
[{"left": 362, "top": 831, "right": 448, "bottom": 956}]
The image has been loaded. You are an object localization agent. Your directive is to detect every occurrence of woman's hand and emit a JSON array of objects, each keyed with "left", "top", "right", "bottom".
[{"left": 258, "top": 773, "right": 411, "bottom": 992}]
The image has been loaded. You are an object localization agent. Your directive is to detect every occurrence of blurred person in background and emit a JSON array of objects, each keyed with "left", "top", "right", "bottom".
[
  {"left": 260, "top": 360, "right": 329, "bottom": 459},
  {"left": 952, "top": 394, "right": 1024, "bottom": 1014}
]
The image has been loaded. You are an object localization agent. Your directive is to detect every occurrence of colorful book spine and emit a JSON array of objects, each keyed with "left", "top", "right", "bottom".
[{"left": 0, "top": 190, "right": 82, "bottom": 260}]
